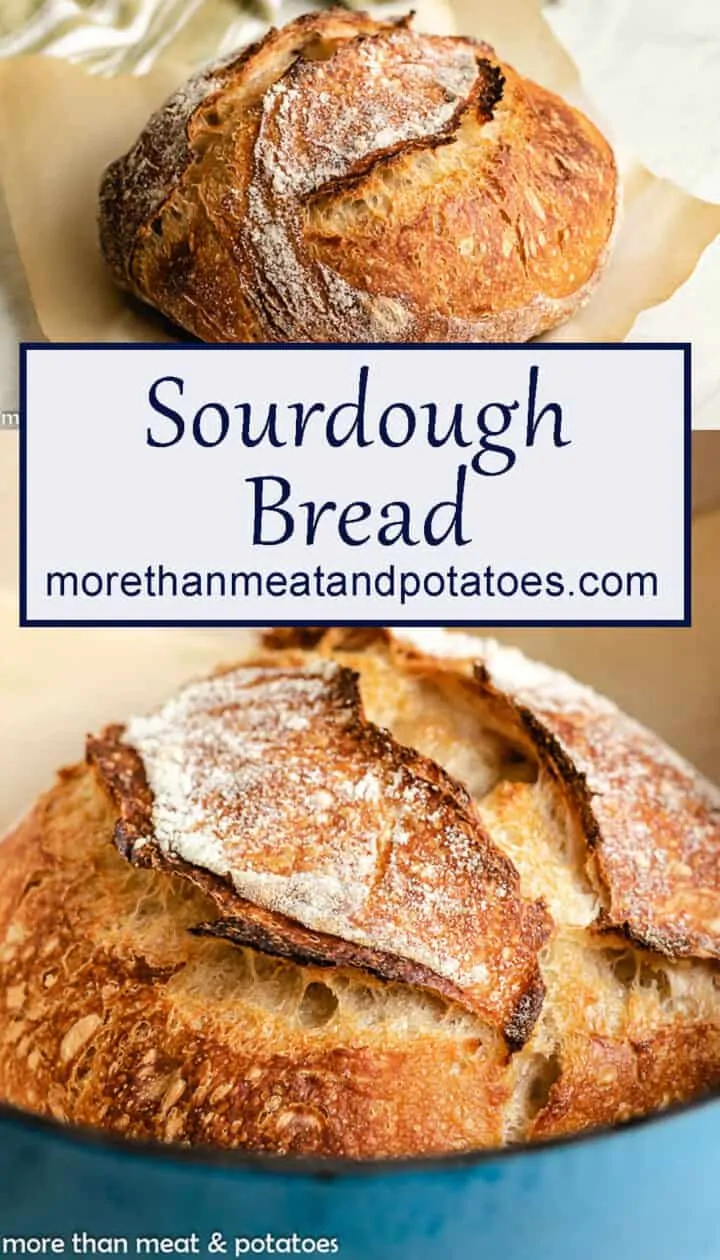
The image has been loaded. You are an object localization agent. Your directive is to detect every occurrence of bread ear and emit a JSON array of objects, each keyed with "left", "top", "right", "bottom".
[
  {"left": 87, "top": 659, "right": 551, "bottom": 1049},
  {"left": 2, "top": 629, "right": 720, "bottom": 1154}
]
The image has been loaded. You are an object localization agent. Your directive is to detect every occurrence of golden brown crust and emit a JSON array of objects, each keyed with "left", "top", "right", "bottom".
[
  {"left": 307, "top": 627, "right": 720, "bottom": 965},
  {"left": 0, "top": 766, "right": 512, "bottom": 1155},
  {"left": 465, "top": 657, "right": 720, "bottom": 962},
  {"left": 529, "top": 1024, "right": 720, "bottom": 1141},
  {"left": 98, "top": 11, "right": 618, "bottom": 343},
  {"left": 86, "top": 661, "right": 551, "bottom": 1047},
  {"left": 255, "top": 628, "right": 720, "bottom": 1141},
  {"left": 1, "top": 628, "right": 720, "bottom": 1157}
]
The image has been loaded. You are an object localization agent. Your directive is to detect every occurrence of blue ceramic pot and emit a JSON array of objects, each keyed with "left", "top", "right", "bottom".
[{"left": 0, "top": 1097, "right": 718, "bottom": 1259}]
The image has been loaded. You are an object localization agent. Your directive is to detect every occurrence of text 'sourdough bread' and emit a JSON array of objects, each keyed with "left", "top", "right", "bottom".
[
  {"left": 1, "top": 627, "right": 719, "bottom": 1157},
  {"left": 98, "top": 11, "right": 619, "bottom": 344}
]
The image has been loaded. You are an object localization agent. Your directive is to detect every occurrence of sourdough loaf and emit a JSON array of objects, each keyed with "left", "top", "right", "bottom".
[
  {"left": 98, "top": 10, "right": 619, "bottom": 344},
  {"left": 0, "top": 627, "right": 719, "bottom": 1157}
]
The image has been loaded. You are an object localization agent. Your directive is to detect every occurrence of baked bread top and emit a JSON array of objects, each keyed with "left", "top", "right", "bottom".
[
  {"left": 98, "top": 11, "right": 619, "bottom": 343},
  {"left": 87, "top": 664, "right": 550, "bottom": 1049},
  {"left": 1, "top": 628, "right": 718, "bottom": 1157}
]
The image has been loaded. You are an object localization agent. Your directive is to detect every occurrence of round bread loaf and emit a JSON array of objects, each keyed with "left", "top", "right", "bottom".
[
  {"left": 98, "top": 11, "right": 619, "bottom": 344},
  {"left": 0, "top": 627, "right": 719, "bottom": 1158}
]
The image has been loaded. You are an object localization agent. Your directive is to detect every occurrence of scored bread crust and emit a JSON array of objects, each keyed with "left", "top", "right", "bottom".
[
  {"left": 98, "top": 10, "right": 619, "bottom": 344},
  {"left": 86, "top": 661, "right": 551, "bottom": 1050},
  {"left": 0, "top": 628, "right": 719, "bottom": 1157}
]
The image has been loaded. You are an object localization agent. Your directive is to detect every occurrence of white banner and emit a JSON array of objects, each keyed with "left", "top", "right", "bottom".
[{"left": 20, "top": 344, "right": 689, "bottom": 626}]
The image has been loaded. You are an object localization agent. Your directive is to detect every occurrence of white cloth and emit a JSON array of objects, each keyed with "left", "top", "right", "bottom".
[
  {"left": 544, "top": 0, "right": 720, "bottom": 204},
  {"left": 0, "top": 188, "right": 41, "bottom": 412}
]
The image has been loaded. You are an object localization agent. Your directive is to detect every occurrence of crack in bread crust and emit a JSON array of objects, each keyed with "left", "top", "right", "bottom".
[
  {"left": 2, "top": 628, "right": 720, "bottom": 1156},
  {"left": 78, "top": 741, "right": 477, "bottom": 1010},
  {"left": 319, "top": 628, "right": 720, "bottom": 965},
  {"left": 87, "top": 663, "right": 551, "bottom": 1049},
  {"left": 467, "top": 662, "right": 720, "bottom": 962},
  {"left": 98, "top": 11, "right": 618, "bottom": 343}
]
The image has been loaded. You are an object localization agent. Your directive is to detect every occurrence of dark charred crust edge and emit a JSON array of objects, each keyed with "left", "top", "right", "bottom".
[
  {"left": 254, "top": 631, "right": 720, "bottom": 1011},
  {"left": 511, "top": 705, "right": 707, "bottom": 961},
  {"left": 472, "top": 663, "right": 720, "bottom": 965},
  {"left": 98, "top": 13, "right": 506, "bottom": 295},
  {"left": 475, "top": 57, "right": 506, "bottom": 122},
  {"left": 197, "top": 915, "right": 546, "bottom": 1051},
  {"left": 85, "top": 729, "right": 484, "bottom": 1027},
  {"left": 594, "top": 911, "right": 693, "bottom": 960},
  {"left": 86, "top": 666, "right": 548, "bottom": 1050},
  {"left": 97, "top": 10, "right": 391, "bottom": 294},
  {"left": 503, "top": 971, "right": 546, "bottom": 1052},
  {"left": 87, "top": 725, "right": 154, "bottom": 852},
  {"left": 191, "top": 913, "right": 469, "bottom": 1006},
  {"left": 302, "top": 638, "right": 720, "bottom": 971},
  {"left": 306, "top": 48, "right": 506, "bottom": 204}
]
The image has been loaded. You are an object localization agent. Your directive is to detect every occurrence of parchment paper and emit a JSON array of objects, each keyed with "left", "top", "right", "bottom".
[
  {"left": 0, "top": 57, "right": 183, "bottom": 344},
  {"left": 1, "top": 0, "right": 720, "bottom": 350},
  {"left": 1, "top": 504, "right": 719, "bottom": 833}
]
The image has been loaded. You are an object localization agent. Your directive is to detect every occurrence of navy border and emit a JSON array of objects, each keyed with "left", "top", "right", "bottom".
[{"left": 18, "top": 341, "right": 693, "bottom": 630}]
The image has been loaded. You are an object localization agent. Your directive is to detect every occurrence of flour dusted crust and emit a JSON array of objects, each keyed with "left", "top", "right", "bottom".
[
  {"left": 87, "top": 662, "right": 550, "bottom": 1048},
  {"left": 98, "top": 11, "right": 619, "bottom": 344},
  {"left": 1, "top": 627, "right": 719, "bottom": 1157},
  {"left": 457, "top": 637, "right": 720, "bottom": 961}
]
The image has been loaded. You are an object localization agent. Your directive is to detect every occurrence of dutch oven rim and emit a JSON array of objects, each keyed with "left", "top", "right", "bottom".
[{"left": 0, "top": 1089, "right": 718, "bottom": 1180}]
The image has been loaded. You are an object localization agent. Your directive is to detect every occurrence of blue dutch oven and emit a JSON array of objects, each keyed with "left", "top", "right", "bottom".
[{"left": 0, "top": 1095, "right": 718, "bottom": 1259}]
